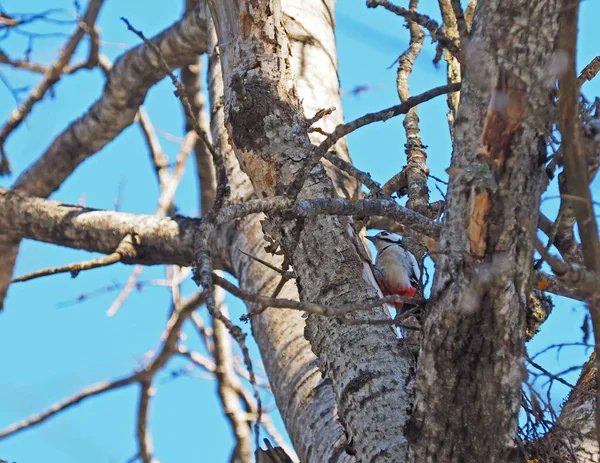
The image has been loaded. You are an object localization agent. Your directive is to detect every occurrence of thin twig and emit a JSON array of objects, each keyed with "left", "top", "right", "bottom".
[
  {"left": 213, "top": 273, "right": 424, "bottom": 321},
  {"left": 0, "top": 0, "right": 105, "bottom": 174},
  {"left": 366, "top": 0, "right": 460, "bottom": 56},
  {"left": 121, "top": 17, "right": 228, "bottom": 214},
  {"left": 106, "top": 265, "right": 144, "bottom": 316},
  {"left": 12, "top": 233, "right": 137, "bottom": 283},
  {"left": 323, "top": 151, "right": 382, "bottom": 194},
  {"left": 238, "top": 249, "right": 292, "bottom": 276},
  {"left": 288, "top": 82, "right": 461, "bottom": 197},
  {"left": 527, "top": 356, "right": 591, "bottom": 397}
]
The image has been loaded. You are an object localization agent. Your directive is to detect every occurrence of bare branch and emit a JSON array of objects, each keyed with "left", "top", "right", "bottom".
[
  {"left": 0, "top": 188, "right": 199, "bottom": 266},
  {"left": 11, "top": 233, "right": 137, "bottom": 283},
  {"left": 121, "top": 16, "right": 228, "bottom": 214},
  {"left": 137, "top": 107, "right": 170, "bottom": 190},
  {"left": 0, "top": 373, "right": 139, "bottom": 439},
  {"left": 107, "top": 265, "right": 144, "bottom": 317},
  {"left": 366, "top": 0, "right": 460, "bottom": 56},
  {"left": 289, "top": 82, "right": 461, "bottom": 197},
  {"left": 193, "top": 246, "right": 263, "bottom": 448},
  {"left": 213, "top": 273, "right": 423, "bottom": 321},
  {"left": 136, "top": 381, "right": 155, "bottom": 463},
  {"left": 396, "top": 0, "right": 431, "bottom": 216},
  {"left": 558, "top": 4, "right": 600, "bottom": 445},
  {"left": 211, "top": 281, "right": 253, "bottom": 462},
  {"left": 437, "top": 0, "right": 463, "bottom": 139},
  {"left": 180, "top": 2, "right": 216, "bottom": 215},
  {"left": 0, "top": 0, "right": 105, "bottom": 174},
  {"left": 534, "top": 271, "right": 594, "bottom": 303},
  {"left": 323, "top": 151, "right": 382, "bottom": 195}
]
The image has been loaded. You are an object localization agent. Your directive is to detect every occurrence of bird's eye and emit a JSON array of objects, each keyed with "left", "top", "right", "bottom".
[{"left": 381, "top": 231, "right": 389, "bottom": 236}]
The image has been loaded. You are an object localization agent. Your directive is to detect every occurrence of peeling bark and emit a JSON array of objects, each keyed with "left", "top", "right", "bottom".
[{"left": 409, "top": 0, "right": 560, "bottom": 461}]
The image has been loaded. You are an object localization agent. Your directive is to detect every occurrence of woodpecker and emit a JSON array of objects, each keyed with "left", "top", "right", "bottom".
[{"left": 366, "top": 231, "right": 420, "bottom": 311}]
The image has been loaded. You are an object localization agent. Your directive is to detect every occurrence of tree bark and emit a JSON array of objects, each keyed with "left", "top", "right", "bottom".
[
  {"left": 409, "top": 0, "right": 560, "bottom": 461},
  {"left": 208, "top": 0, "right": 415, "bottom": 460},
  {"left": 206, "top": 6, "right": 352, "bottom": 460}
]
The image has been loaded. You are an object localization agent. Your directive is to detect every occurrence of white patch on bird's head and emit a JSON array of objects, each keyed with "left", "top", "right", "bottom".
[{"left": 366, "top": 231, "right": 403, "bottom": 252}]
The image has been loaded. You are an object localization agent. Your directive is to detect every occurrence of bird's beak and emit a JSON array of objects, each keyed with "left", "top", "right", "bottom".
[{"left": 366, "top": 236, "right": 376, "bottom": 243}]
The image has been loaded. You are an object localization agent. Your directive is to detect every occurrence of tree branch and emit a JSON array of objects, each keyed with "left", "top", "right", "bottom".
[
  {"left": 366, "top": 0, "right": 460, "bottom": 56},
  {"left": 289, "top": 82, "right": 461, "bottom": 197},
  {"left": 558, "top": 2, "right": 600, "bottom": 445},
  {"left": 0, "top": 0, "right": 106, "bottom": 174},
  {"left": 0, "top": 372, "right": 140, "bottom": 440},
  {"left": 0, "top": 1, "right": 209, "bottom": 309},
  {"left": 136, "top": 381, "right": 154, "bottom": 463}
]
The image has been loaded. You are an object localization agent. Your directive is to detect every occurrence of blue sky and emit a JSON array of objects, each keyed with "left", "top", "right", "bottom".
[{"left": 0, "top": 1, "right": 599, "bottom": 461}]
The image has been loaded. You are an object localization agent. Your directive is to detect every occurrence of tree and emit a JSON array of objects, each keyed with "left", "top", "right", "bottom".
[{"left": 0, "top": 0, "right": 599, "bottom": 461}]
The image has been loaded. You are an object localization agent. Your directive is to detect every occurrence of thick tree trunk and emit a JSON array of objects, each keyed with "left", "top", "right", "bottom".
[
  {"left": 206, "top": 5, "right": 353, "bottom": 460},
  {"left": 409, "top": 0, "right": 560, "bottom": 461},
  {"left": 208, "top": 0, "right": 415, "bottom": 460}
]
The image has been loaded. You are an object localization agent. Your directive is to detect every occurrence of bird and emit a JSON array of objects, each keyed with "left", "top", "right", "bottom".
[{"left": 366, "top": 231, "right": 420, "bottom": 312}]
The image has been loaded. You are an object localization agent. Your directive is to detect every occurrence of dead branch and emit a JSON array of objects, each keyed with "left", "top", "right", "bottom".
[
  {"left": 579, "top": 55, "right": 600, "bottom": 86},
  {"left": 396, "top": 0, "right": 431, "bottom": 217},
  {"left": 193, "top": 245, "right": 263, "bottom": 448},
  {"left": 11, "top": 233, "right": 137, "bottom": 283},
  {"left": 211, "top": 281, "right": 254, "bottom": 462},
  {"left": 323, "top": 151, "right": 382, "bottom": 195},
  {"left": 437, "top": 0, "right": 463, "bottom": 138},
  {"left": 180, "top": 3, "right": 216, "bottom": 215}
]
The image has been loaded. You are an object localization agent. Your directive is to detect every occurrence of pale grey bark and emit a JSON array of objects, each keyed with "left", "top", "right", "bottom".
[
  {"left": 554, "top": 361, "right": 598, "bottom": 462},
  {"left": 206, "top": 7, "right": 351, "bottom": 460},
  {"left": 208, "top": 1, "right": 415, "bottom": 460},
  {"left": 0, "top": 188, "right": 198, "bottom": 266},
  {"left": 409, "top": 0, "right": 561, "bottom": 461}
]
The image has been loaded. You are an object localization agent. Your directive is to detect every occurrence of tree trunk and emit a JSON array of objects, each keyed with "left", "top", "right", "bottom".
[
  {"left": 208, "top": 0, "right": 416, "bottom": 460},
  {"left": 409, "top": 0, "right": 560, "bottom": 461},
  {"left": 207, "top": 3, "right": 354, "bottom": 459}
]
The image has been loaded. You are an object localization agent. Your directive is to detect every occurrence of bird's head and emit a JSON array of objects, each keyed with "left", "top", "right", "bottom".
[{"left": 366, "top": 231, "right": 402, "bottom": 252}]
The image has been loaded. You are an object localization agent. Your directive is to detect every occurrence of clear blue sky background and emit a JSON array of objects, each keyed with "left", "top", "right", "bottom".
[{"left": 0, "top": 1, "right": 598, "bottom": 461}]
